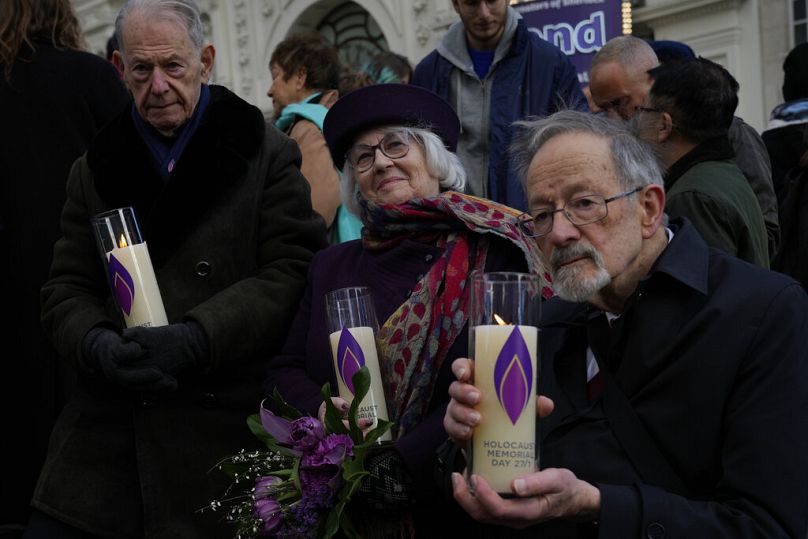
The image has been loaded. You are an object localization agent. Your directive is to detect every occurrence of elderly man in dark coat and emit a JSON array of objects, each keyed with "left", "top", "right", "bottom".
[{"left": 25, "top": 0, "right": 327, "bottom": 537}]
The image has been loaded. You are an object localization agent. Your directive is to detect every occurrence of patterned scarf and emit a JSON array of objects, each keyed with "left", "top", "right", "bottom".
[{"left": 361, "top": 191, "right": 546, "bottom": 437}]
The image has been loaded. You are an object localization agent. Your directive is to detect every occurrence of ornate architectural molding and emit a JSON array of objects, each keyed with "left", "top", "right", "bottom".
[{"left": 633, "top": 0, "right": 743, "bottom": 26}]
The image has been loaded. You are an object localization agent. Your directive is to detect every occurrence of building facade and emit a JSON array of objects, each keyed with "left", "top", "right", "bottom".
[{"left": 73, "top": 0, "right": 802, "bottom": 132}]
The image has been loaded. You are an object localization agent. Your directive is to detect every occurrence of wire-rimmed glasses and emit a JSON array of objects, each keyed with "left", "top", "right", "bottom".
[{"left": 518, "top": 187, "right": 643, "bottom": 238}]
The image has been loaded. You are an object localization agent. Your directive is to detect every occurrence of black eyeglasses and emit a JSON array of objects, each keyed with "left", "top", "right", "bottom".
[
  {"left": 518, "top": 187, "right": 643, "bottom": 238},
  {"left": 346, "top": 132, "right": 410, "bottom": 172}
]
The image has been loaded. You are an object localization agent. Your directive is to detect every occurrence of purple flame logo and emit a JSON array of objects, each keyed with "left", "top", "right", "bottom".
[
  {"left": 336, "top": 328, "right": 365, "bottom": 395},
  {"left": 108, "top": 253, "right": 135, "bottom": 316},
  {"left": 494, "top": 326, "right": 533, "bottom": 425}
]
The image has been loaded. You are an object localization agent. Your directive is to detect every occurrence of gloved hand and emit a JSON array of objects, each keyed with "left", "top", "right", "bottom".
[
  {"left": 356, "top": 449, "right": 414, "bottom": 516},
  {"left": 82, "top": 327, "right": 177, "bottom": 392},
  {"left": 122, "top": 321, "right": 209, "bottom": 377}
]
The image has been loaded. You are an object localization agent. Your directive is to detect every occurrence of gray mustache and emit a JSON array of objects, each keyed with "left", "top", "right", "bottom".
[{"left": 550, "top": 243, "right": 601, "bottom": 269}]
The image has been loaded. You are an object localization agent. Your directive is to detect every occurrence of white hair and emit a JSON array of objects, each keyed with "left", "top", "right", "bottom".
[
  {"left": 115, "top": 0, "right": 204, "bottom": 55},
  {"left": 340, "top": 126, "right": 466, "bottom": 217}
]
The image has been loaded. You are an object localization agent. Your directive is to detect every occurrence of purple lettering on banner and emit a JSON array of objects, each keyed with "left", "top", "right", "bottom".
[
  {"left": 494, "top": 327, "right": 533, "bottom": 425},
  {"left": 337, "top": 328, "right": 365, "bottom": 395},
  {"left": 108, "top": 253, "right": 135, "bottom": 316}
]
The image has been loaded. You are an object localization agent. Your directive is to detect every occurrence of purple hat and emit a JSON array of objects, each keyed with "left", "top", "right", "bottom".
[{"left": 323, "top": 83, "right": 460, "bottom": 169}]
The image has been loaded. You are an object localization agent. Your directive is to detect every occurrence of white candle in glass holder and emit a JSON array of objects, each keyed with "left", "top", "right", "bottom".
[
  {"left": 471, "top": 323, "right": 538, "bottom": 494},
  {"left": 328, "top": 326, "right": 392, "bottom": 441},
  {"left": 106, "top": 234, "right": 168, "bottom": 328}
]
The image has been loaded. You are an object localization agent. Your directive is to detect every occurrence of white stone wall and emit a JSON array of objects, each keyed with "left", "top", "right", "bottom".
[{"left": 73, "top": 0, "right": 791, "bottom": 131}]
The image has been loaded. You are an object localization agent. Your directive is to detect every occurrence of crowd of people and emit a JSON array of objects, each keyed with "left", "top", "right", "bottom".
[{"left": 2, "top": 0, "right": 807, "bottom": 538}]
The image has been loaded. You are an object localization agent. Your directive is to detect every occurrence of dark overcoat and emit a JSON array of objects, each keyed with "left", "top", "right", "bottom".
[
  {"left": 0, "top": 42, "right": 128, "bottom": 526},
  {"left": 33, "top": 85, "right": 328, "bottom": 538}
]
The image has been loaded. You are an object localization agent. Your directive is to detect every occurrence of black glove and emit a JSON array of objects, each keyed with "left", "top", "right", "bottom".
[
  {"left": 356, "top": 449, "right": 414, "bottom": 516},
  {"left": 82, "top": 327, "right": 177, "bottom": 392},
  {"left": 122, "top": 321, "right": 209, "bottom": 377}
]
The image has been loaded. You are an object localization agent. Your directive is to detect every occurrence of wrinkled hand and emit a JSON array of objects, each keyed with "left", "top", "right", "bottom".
[
  {"left": 123, "top": 321, "right": 208, "bottom": 377},
  {"left": 82, "top": 327, "right": 177, "bottom": 392},
  {"left": 444, "top": 357, "right": 554, "bottom": 442},
  {"left": 451, "top": 469, "right": 600, "bottom": 528}
]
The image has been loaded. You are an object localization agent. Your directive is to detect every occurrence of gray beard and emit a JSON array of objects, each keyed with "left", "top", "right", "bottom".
[{"left": 547, "top": 242, "right": 611, "bottom": 303}]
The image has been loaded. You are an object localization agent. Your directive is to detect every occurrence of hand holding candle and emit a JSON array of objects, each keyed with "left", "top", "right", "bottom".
[{"left": 467, "top": 272, "right": 541, "bottom": 494}]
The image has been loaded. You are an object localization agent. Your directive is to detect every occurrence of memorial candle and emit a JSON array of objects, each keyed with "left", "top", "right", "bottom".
[
  {"left": 93, "top": 207, "right": 168, "bottom": 328},
  {"left": 470, "top": 320, "right": 537, "bottom": 493},
  {"left": 328, "top": 326, "right": 392, "bottom": 440},
  {"left": 325, "top": 287, "right": 392, "bottom": 443},
  {"left": 468, "top": 272, "right": 541, "bottom": 495}
]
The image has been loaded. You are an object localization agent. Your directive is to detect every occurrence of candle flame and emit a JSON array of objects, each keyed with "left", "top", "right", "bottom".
[
  {"left": 493, "top": 314, "right": 509, "bottom": 326},
  {"left": 118, "top": 234, "right": 128, "bottom": 248}
]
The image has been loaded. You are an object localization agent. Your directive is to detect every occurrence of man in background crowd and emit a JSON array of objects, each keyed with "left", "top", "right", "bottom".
[
  {"left": 588, "top": 35, "right": 780, "bottom": 261},
  {"left": 412, "top": 0, "right": 586, "bottom": 210}
]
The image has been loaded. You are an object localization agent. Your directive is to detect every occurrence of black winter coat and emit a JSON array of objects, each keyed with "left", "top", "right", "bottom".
[{"left": 33, "top": 85, "right": 328, "bottom": 538}]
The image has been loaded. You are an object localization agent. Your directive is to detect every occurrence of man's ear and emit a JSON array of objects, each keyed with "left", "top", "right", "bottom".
[
  {"left": 639, "top": 184, "right": 666, "bottom": 238},
  {"left": 200, "top": 44, "right": 215, "bottom": 83},
  {"left": 657, "top": 111, "right": 674, "bottom": 143},
  {"left": 111, "top": 50, "right": 124, "bottom": 77}
]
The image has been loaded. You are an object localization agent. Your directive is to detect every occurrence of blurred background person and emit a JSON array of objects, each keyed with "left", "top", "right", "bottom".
[
  {"left": 0, "top": 0, "right": 128, "bottom": 536},
  {"left": 265, "top": 83, "right": 544, "bottom": 538},
  {"left": 762, "top": 42, "right": 808, "bottom": 202},
  {"left": 635, "top": 57, "right": 769, "bottom": 267},
  {"left": 590, "top": 36, "right": 779, "bottom": 262},
  {"left": 268, "top": 32, "right": 359, "bottom": 242},
  {"left": 362, "top": 50, "right": 412, "bottom": 84}
]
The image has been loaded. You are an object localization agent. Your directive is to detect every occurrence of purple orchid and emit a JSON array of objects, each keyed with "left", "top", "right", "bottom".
[{"left": 253, "top": 497, "right": 282, "bottom": 535}]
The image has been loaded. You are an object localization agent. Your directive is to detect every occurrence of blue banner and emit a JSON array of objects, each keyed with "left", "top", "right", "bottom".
[{"left": 512, "top": 0, "right": 624, "bottom": 85}]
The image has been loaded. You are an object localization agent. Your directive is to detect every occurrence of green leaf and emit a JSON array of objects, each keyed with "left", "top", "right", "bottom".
[
  {"left": 360, "top": 418, "right": 394, "bottom": 446},
  {"left": 347, "top": 367, "right": 371, "bottom": 443},
  {"left": 321, "top": 500, "right": 344, "bottom": 538},
  {"left": 340, "top": 510, "right": 361, "bottom": 539},
  {"left": 291, "top": 453, "right": 302, "bottom": 493},
  {"left": 270, "top": 388, "right": 303, "bottom": 419},
  {"left": 321, "top": 382, "right": 349, "bottom": 435},
  {"left": 246, "top": 414, "right": 274, "bottom": 447}
]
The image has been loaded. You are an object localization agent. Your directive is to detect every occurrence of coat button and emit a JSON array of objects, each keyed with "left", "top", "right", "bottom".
[
  {"left": 646, "top": 522, "right": 665, "bottom": 539},
  {"left": 424, "top": 254, "right": 434, "bottom": 263},
  {"left": 195, "top": 260, "right": 211, "bottom": 277},
  {"left": 202, "top": 392, "right": 217, "bottom": 409}
]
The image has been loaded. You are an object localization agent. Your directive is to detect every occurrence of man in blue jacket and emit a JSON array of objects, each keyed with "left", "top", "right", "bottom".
[{"left": 411, "top": 0, "right": 586, "bottom": 210}]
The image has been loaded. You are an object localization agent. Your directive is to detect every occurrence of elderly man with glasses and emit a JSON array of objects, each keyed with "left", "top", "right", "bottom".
[{"left": 443, "top": 110, "right": 808, "bottom": 538}]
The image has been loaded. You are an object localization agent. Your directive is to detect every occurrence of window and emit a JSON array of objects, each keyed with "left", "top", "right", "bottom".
[{"left": 794, "top": 0, "right": 807, "bottom": 45}]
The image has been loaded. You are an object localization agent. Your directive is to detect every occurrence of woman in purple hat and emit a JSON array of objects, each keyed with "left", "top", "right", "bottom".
[{"left": 265, "top": 83, "right": 546, "bottom": 537}]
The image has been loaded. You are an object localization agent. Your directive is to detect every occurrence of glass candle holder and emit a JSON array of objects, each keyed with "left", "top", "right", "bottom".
[
  {"left": 92, "top": 207, "right": 168, "bottom": 328},
  {"left": 325, "top": 286, "right": 392, "bottom": 442},
  {"left": 468, "top": 271, "right": 541, "bottom": 494}
]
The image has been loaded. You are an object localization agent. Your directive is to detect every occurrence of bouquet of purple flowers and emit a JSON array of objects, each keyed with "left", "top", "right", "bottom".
[{"left": 208, "top": 367, "right": 392, "bottom": 538}]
